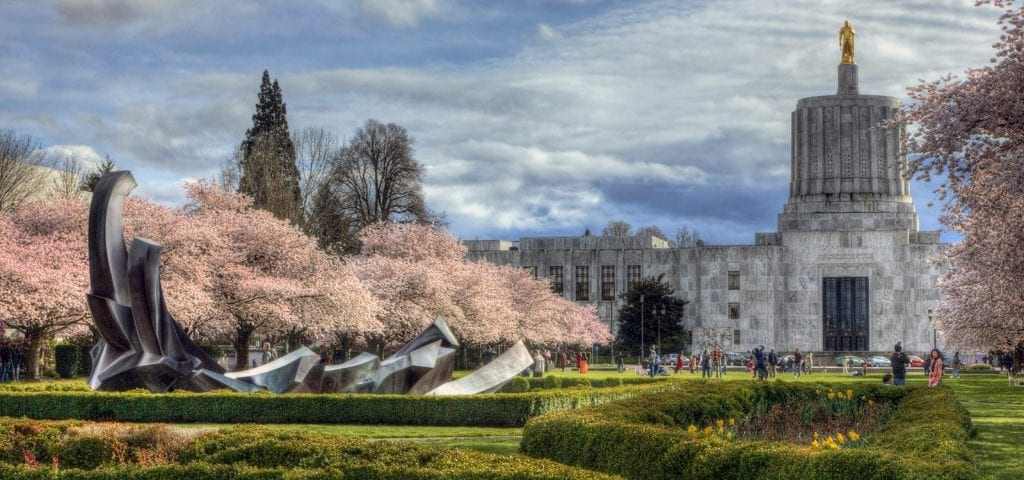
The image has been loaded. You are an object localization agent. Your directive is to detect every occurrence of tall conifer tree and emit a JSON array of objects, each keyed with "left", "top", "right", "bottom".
[{"left": 239, "top": 70, "right": 302, "bottom": 225}]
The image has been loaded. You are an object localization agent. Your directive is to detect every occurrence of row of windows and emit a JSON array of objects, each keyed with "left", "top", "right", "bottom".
[
  {"left": 531, "top": 267, "right": 741, "bottom": 291},
  {"left": 528, "top": 265, "right": 644, "bottom": 301}
]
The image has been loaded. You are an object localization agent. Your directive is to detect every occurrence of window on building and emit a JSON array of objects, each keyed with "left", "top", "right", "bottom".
[
  {"left": 601, "top": 266, "right": 615, "bottom": 301},
  {"left": 549, "top": 266, "right": 563, "bottom": 295},
  {"left": 733, "top": 329, "right": 742, "bottom": 345},
  {"left": 626, "top": 265, "right": 641, "bottom": 292},
  {"left": 575, "top": 266, "right": 590, "bottom": 301},
  {"left": 728, "top": 271, "right": 740, "bottom": 290},
  {"left": 728, "top": 302, "right": 740, "bottom": 319},
  {"left": 524, "top": 266, "right": 537, "bottom": 279}
]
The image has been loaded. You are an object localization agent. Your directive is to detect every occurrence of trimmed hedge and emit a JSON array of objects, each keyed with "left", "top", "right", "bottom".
[
  {"left": 54, "top": 345, "right": 79, "bottom": 379},
  {"left": 521, "top": 382, "right": 977, "bottom": 479},
  {"left": 0, "top": 423, "right": 624, "bottom": 480},
  {"left": 0, "top": 382, "right": 680, "bottom": 427}
]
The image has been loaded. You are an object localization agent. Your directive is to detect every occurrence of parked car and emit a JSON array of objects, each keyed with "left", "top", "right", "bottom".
[
  {"left": 661, "top": 353, "right": 682, "bottom": 366},
  {"left": 724, "top": 352, "right": 747, "bottom": 366},
  {"left": 834, "top": 355, "right": 865, "bottom": 367},
  {"left": 908, "top": 355, "right": 925, "bottom": 368},
  {"left": 864, "top": 355, "right": 891, "bottom": 367}
]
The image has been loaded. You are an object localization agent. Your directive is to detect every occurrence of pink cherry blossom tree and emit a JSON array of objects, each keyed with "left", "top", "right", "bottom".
[
  {"left": 351, "top": 223, "right": 611, "bottom": 357},
  {"left": 898, "top": 0, "right": 1024, "bottom": 351},
  {"left": 0, "top": 199, "right": 91, "bottom": 379},
  {"left": 179, "top": 182, "right": 378, "bottom": 370}
]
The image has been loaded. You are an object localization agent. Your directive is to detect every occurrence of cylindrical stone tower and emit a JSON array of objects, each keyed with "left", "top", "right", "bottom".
[{"left": 778, "top": 60, "right": 918, "bottom": 232}]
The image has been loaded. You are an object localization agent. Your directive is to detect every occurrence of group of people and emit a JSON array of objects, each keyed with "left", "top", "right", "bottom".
[
  {"left": 0, "top": 340, "right": 26, "bottom": 382},
  {"left": 885, "top": 342, "right": 946, "bottom": 388}
]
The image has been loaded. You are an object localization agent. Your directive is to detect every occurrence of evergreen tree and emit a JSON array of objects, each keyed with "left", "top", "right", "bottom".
[
  {"left": 614, "top": 274, "right": 690, "bottom": 357},
  {"left": 239, "top": 70, "right": 302, "bottom": 225},
  {"left": 80, "top": 157, "right": 116, "bottom": 192}
]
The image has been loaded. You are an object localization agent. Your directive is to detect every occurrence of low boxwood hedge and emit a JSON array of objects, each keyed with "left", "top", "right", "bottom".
[
  {"left": 0, "top": 423, "right": 624, "bottom": 480},
  {"left": 521, "top": 382, "right": 977, "bottom": 480},
  {"left": 0, "top": 382, "right": 680, "bottom": 427}
]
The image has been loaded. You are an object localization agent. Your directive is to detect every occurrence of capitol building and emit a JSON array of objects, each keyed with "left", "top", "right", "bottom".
[{"left": 466, "top": 32, "right": 947, "bottom": 357}]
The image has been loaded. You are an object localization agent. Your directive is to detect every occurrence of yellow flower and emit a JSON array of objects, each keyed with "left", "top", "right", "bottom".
[
  {"left": 726, "top": 431, "right": 733, "bottom": 440},
  {"left": 847, "top": 389, "right": 854, "bottom": 400},
  {"left": 827, "top": 392, "right": 835, "bottom": 400},
  {"left": 811, "top": 439, "right": 820, "bottom": 448},
  {"left": 868, "top": 399, "right": 874, "bottom": 406},
  {"left": 716, "top": 419, "right": 724, "bottom": 429},
  {"left": 815, "top": 389, "right": 821, "bottom": 395},
  {"left": 848, "top": 431, "right": 860, "bottom": 442},
  {"left": 729, "top": 418, "right": 736, "bottom": 426},
  {"left": 717, "top": 426, "right": 724, "bottom": 434},
  {"left": 703, "top": 426, "right": 714, "bottom": 434},
  {"left": 836, "top": 433, "right": 846, "bottom": 445},
  {"left": 826, "top": 440, "right": 839, "bottom": 450},
  {"left": 688, "top": 424, "right": 698, "bottom": 433},
  {"left": 813, "top": 431, "right": 819, "bottom": 440}
]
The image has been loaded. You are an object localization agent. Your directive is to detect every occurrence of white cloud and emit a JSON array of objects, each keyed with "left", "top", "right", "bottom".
[
  {"left": 537, "top": 23, "right": 561, "bottom": 41},
  {"left": 357, "top": 0, "right": 443, "bottom": 28},
  {"left": 39, "top": 144, "right": 105, "bottom": 170},
  {"left": 55, "top": 0, "right": 198, "bottom": 26}
]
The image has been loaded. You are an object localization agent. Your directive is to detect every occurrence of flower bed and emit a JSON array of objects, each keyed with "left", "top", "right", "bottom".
[{"left": 520, "top": 382, "right": 977, "bottom": 479}]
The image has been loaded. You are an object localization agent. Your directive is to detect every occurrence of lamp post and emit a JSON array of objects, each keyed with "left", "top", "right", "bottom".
[
  {"left": 640, "top": 294, "right": 645, "bottom": 358},
  {"left": 657, "top": 304, "right": 666, "bottom": 354},
  {"left": 929, "top": 308, "right": 935, "bottom": 349}
]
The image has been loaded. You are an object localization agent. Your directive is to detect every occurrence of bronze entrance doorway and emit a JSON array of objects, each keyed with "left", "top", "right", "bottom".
[{"left": 822, "top": 277, "right": 869, "bottom": 351}]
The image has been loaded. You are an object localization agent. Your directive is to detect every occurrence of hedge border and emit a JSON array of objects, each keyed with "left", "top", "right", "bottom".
[
  {"left": 0, "top": 381, "right": 679, "bottom": 427},
  {"left": 521, "top": 382, "right": 977, "bottom": 480},
  {"left": 0, "top": 422, "right": 626, "bottom": 480}
]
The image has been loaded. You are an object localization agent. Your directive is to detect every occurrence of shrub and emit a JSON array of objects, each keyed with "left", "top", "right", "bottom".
[
  {"left": 78, "top": 346, "right": 93, "bottom": 376},
  {"left": 0, "top": 382, "right": 679, "bottom": 427},
  {"left": 506, "top": 376, "right": 530, "bottom": 393},
  {"left": 55, "top": 345, "right": 79, "bottom": 379},
  {"left": 521, "top": 383, "right": 977, "bottom": 480},
  {"left": 0, "top": 422, "right": 626, "bottom": 480},
  {"left": 542, "top": 375, "right": 562, "bottom": 389}
]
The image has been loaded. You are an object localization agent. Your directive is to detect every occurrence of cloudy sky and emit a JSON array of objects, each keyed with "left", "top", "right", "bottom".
[{"left": 0, "top": 0, "right": 1006, "bottom": 243}]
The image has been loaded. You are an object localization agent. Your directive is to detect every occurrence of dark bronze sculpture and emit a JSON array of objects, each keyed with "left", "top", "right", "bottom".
[{"left": 86, "top": 171, "right": 533, "bottom": 395}]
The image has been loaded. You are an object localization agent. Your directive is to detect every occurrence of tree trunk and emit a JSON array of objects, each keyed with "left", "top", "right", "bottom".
[
  {"left": 233, "top": 327, "right": 254, "bottom": 371},
  {"left": 25, "top": 332, "right": 44, "bottom": 381}
]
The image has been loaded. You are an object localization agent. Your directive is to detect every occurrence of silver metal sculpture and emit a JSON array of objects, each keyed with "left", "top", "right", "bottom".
[
  {"left": 84, "top": 171, "right": 535, "bottom": 395},
  {"left": 427, "top": 341, "right": 533, "bottom": 395}
]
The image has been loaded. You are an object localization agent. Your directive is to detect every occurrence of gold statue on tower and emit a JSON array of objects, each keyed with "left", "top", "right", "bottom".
[{"left": 839, "top": 20, "right": 855, "bottom": 64}]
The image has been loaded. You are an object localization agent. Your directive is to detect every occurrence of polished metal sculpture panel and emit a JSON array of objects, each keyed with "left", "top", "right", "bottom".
[
  {"left": 427, "top": 341, "right": 533, "bottom": 395},
  {"left": 85, "top": 171, "right": 538, "bottom": 396}
]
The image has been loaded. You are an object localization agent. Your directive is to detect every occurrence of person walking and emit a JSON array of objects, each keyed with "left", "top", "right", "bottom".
[
  {"left": 700, "top": 349, "right": 711, "bottom": 378},
  {"left": 674, "top": 353, "right": 684, "bottom": 374},
  {"left": 767, "top": 347, "right": 778, "bottom": 378},
  {"left": 690, "top": 354, "right": 697, "bottom": 374},
  {"left": 890, "top": 342, "right": 910, "bottom": 386},
  {"left": 754, "top": 346, "right": 768, "bottom": 380},
  {"left": 647, "top": 346, "right": 659, "bottom": 378},
  {"left": 923, "top": 353, "right": 932, "bottom": 377},
  {"left": 0, "top": 342, "right": 10, "bottom": 382},
  {"left": 928, "top": 348, "right": 944, "bottom": 388},
  {"left": 261, "top": 342, "right": 277, "bottom": 365},
  {"left": 11, "top": 342, "right": 24, "bottom": 382},
  {"left": 793, "top": 348, "right": 803, "bottom": 379},
  {"left": 806, "top": 352, "right": 814, "bottom": 375},
  {"left": 843, "top": 357, "right": 850, "bottom": 374},
  {"left": 615, "top": 351, "right": 625, "bottom": 374},
  {"left": 711, "top": 346, "right": 723, "bottom": 378},
  {"left": 533, "top": 350, "right": 546, "bottom": 378},
  {"left": 952, "top": 352, "right": 961, "bottom": 379}
]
